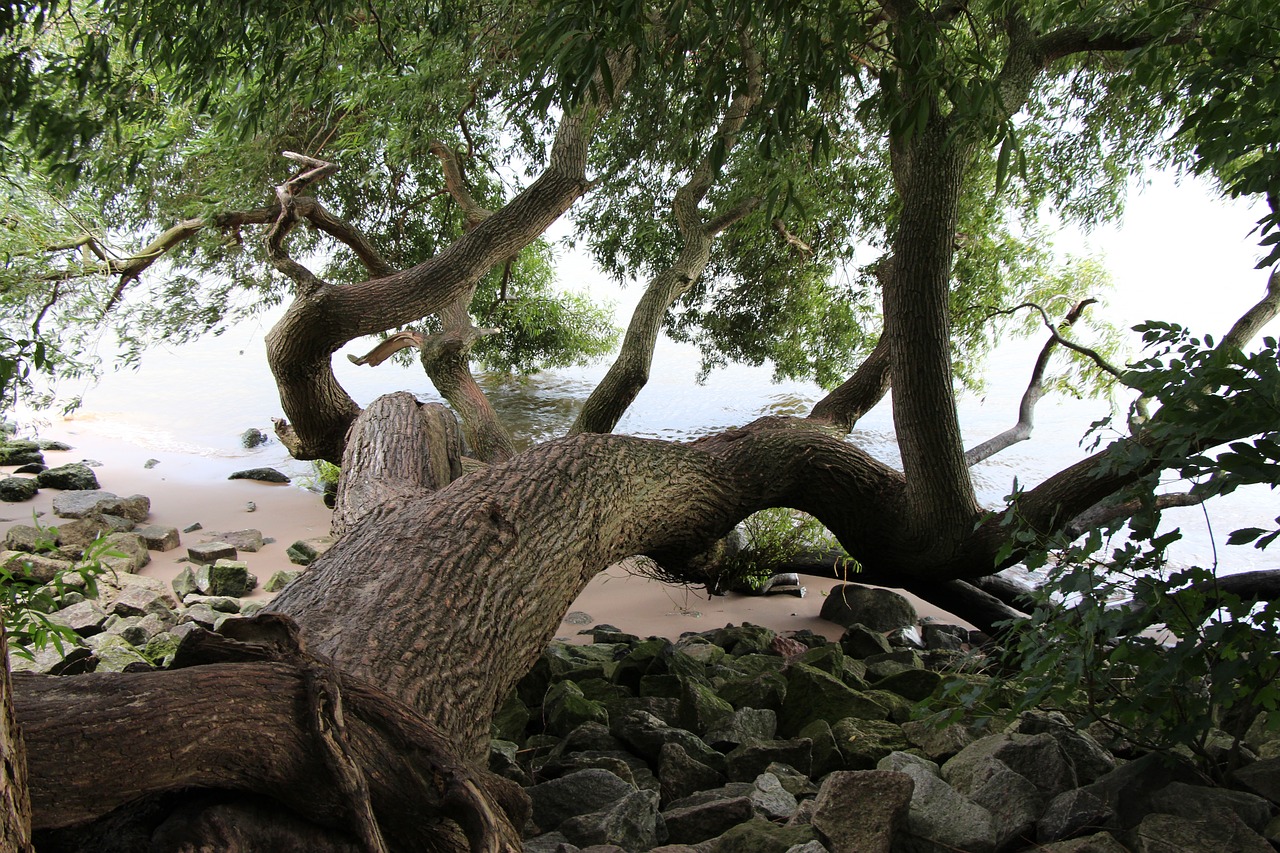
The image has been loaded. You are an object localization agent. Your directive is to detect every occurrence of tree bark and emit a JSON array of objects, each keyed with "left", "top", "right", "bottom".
[{"left": 1, "top": 627, "right": 34, "bottom": 853}]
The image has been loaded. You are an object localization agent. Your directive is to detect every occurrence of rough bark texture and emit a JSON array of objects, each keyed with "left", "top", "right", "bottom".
[
  {"left": 17, "top": 617, "right": 524, "bottom": 852},
  {"left": 808, "top": 337, "right": 892, "bottom": 432},
  {"left": 1, "top": 627, "right": 34, "bottom": 853}
]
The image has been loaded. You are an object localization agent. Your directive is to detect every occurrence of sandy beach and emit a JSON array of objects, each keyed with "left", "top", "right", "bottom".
[{"left": 0, "top": 424, "right": 971, "bottom": 644}]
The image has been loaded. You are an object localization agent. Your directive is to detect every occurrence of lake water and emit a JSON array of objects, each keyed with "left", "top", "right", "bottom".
[{"left": 22, "top": 174, "right": 1280, "bottom": 575}]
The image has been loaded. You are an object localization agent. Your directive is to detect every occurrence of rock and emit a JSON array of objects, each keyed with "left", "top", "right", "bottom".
[
  {"left": 111, "top": 585, "right": 176, "bottom": 620},
  {"left": 51, "top": 489, "right": 118, "bottom": 519},
  {"left": 54, "top": 516, "right": 113, "bottom": 548},
  {"left": 872, "top": 668, "right": 941, "bottom": 702},
  {"left": 9, "top": 643, "right": 95, "bottom": 675},
  {"left": 36, "top": 462, "right": 100, "bottom": 491},
  {"left": 1232, "top": 755, "right": 1280, "bottom": 804},
  {"left": 13, "top": 463, "right": 44, "bottom": 475},
  {"left": 97, "top": 494, "right": 150, "bottom": 522},
  {"left": 181, "top": 595, "right": 241, "bottom": 613},
  {"left": 192, "top": 559, "right": 252, "bottom": 597},
  {"left": 661, "top": 796, "right": 754, "bottom": 845},
  {"left": 187, "top": 541, "right": 238, "bottom": 564},
  {"left": 527, "top": 768, "right": 637, "bottom": 833},
  {"left": 878, "top": 751, "right": 998, "bottom": 853},
  {"left": 48, "top": 600, "right": 109, "bottom": 636},
  {"left": 830, "top": 718, "right": 908, "bottom": 770},
  {"left": 707, "top": 816, "right": 817, "bottom": 853},
  {"left": 726, "top": 739, "right": 812, "bottom": 781},
  {"left": 0, "top": 441, "right": 44, "bottom": 466},
  {"left": 4, "top": 524, "right": 55, "bottom": 552},
  {"left": 1035, "top": 831, "right": 1130, "bottom": 852},
  {"left": 228, "top": 467, "right": 290, "bottom": 483},
  {"left": 0, "top": 476, "right": 38, "bottom": 502},
  {"left": 922, "top": 622, "right": 969, "bottom": 651},
  {"left": 677, "top": 678, "right": 734, "bottom": 735},
  {"left": 780, "top": 663, "right": 888, "bottom": 735},
  {"left": 659, "top": 742, "right": 724, "bottom": 806},
  {"left": 564, "top": 610, "right": 594, "bottom": 625},
  {"left": 183, "top": 522, "right": 203, "bottom": 533},
  {"left": 85, "top": 633, "right": 151, "bottom": 672},
  {"left": 717, "top": 670, "right": 787, "bottom": 713},
  {"left": 144, "top": 459, "right": 160, "bottom": 469},
  {"left": 101, "top": 532, "right": 150, "bottom": 571},
  {"left": 749, "top": 772, "right": 798, "bottom": 821},
  {"left": 0, "top": 550, "right": 73, "bottom": 583},
  {"left": 1130, "top": 810, "right": 1273, "bottom": 853},
  {"left": 1076, "top": 752, "right": 1201, "bottom": 829},
  {"left": 612, "top": 711, "right": 725, "bottom": 773},
  {"left": 1149, "top": 781, "right": 1272, "bottom": 833},
  {"left": 240, "top": 428, "right": 269, "bottom": 448},
  {"left": 179, "top": 603, "right": 220, "bottom": 628},
  {"left": 900, "top": 716, "right": 979, "bottom": 761},
  {"left": 1037, "top": 789, "right": 1116, "bottom": 843},
  {"left": 287, "top": 537, "right": 334, "bottom": 565},
  {"left": 205, "top": 529, "right": 264, "bottom": 552},
  {"left": 942, "top": 732, "right": 1078, "bottom": 799},
  {"left": 264, "top": 570, "right": 302, "bottom": 592},
  {"left": 559, "top": 788, "right": 665, "bottom": 851},
  {"left": 143, "top": 632, "right": 182, "bottom": 667},
  {"left": 1007, "top": 711, "right": 1116, "bottom": 785},
  {"left": 704, "top": 707, "right": 777, "bottom": 751},
  {"left": 966, "top": 762, "right": 1044, "bottom": 851},
  {"left": 135, "top": 524, "right": 181, "bottom": 552},
  {"left": 810, "top": 770, "right": 913, "bottom": 853},
  {"left": 545, "top": 681, "right": 611, "bottom": 737},
  {"left": 820, "top": 585, "right": 918, "bottom": 633},
  {"left": 172, "top": 566, "right": 199, "bottom": 600}
]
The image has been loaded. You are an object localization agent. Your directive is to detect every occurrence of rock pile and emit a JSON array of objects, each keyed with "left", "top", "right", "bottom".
[
  {"left": 3, "top": 488, "right": 315, "bottom": 676},
  {"left": 496, "top": 612, "right": 1280, "bottom": 853}
]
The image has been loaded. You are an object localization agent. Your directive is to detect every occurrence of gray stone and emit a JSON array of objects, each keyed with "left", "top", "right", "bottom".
[
  {"left": 51, "top": 489, "right": 118, "bottom": 519},
  {"left": 677, "top": 677, "right": 734, "bottom": 735},
  {"left": 102, "top": 532, "right": 150, "bottom": 571},
  {"left": 110, "top": 585, "right": 175, "bottom": 620},
  {"left": 966, "top": 762, "right": 1043, "bottom": 851},
  {"left": 85, "top": 633, "right": 150, "bottom": 672},
  {"left": 1231, "top": 755, "right": 1280, "bottom": 804},
  {"left": 922, "top": 622, "right": 968, "bottom": 651},
  {"left": 545, "top": 680, "right": 610, "bottom": 737},
  {"left": 0, "top": 476, "right": 38, "bottom": 502},
  {"left": 1007, "top": 711, "right": 1116, "bottom": 785},
  {"left": 172, "top": 566, "right": 199, "bottom": 600},
  {"left": 144, "top": 458, "right": 160, "bottom": 469},
  {"left": 9, "top": 643, "right": 95, "bottom": 675},
  {"left": 704, "top": 707, "right": 777, "bottom": 752},
  {"left": 659, "top": 742, "right": 724, "bottom": 806},
  {"left": 810, "top": 770, "right": 913, "bottom": 853},
  {"left": 135, "top": 524, "right": 180, "bottom": 552},
  {"left": 564, "top": 610, "right": 594, "bottom": 625},
  {"left": 521, "top": 832, "right": 577, "bottom": 853},
  {"left": 830, "top": 718, "right": 909, "bottom": 770},
  {"left": 49, "top": 600, "right": 108, "bottom": 636},
  {"left": 196, "top": 559, "right": 252, "bottom": 596},
  {"left": 264, "top": 569, "right": 302, "bottom": 592},
  {"left": 180, "top": 603, "right": 221, "bottom": 628},
  {"left": 36, "top": 463, "right": 100, "bottom": 491},
  {"left": 725, "top": 739, "right": 812, "bottom": 781},
  {"left": 820, "top": 585, "right": 918, "bottom": 633},
  {"left": 780, "top": 663, "right": 889, "bottom": 736},
  {"left": 1130, "top": 810, "right": 1272, "bottom": 853},
  {"left": 1037, "top": 789, "right": 1116, "bottom": 843},
  {"left": 942, "top": 732, "right": 1077, "bottom": 799},
  {"left": 1035, "top": 831, "right": 1130, "bottom": 852},
  {"left": 839, "top": 623, "right": 894, "bottom": 658},
  {"left": 1078, "top": 752, "right": 1201, "bottom": 829},
  {"left": 559, "top": 788, "right": 665, "bottom": 851},
  {"left": 228, "top": 467, "right": 290, "bottom": 483},
  {"left": 187, "top": 541, "right": 237, "bottom": 564},
  {"left": 11, "top": 463, "right": 43, "bottom": 474},
  {"left": 240, "top": 428, "right": 269, "bottom": 448},
  {"left": 287, "top": 536, "right": 334, "bottom": 565},
  {"left": 783, "top": 844, "right": 829, "bottom": 853},
  {"left": 53, "top": 516, "right": 114, "bottom": 548},
  {"left": 528, "top": 768, "right": 637, "bottom": 833},
  {"left": 611, "top": 711, "right": 725, "bottom": 773},
  {"left": 0, "top": 550, "right": 73, "bottom": 583},
  {"left": 707, "top": 816, "right": 817, "bottom": 853},
  {"left": 900, "top": 717, "right": 979, "bottom": 761},
  {"left": 1149, "top": 780, "right": 1272, "bottom": 833},
  {"left": 877, "top": 751, "right": 997, "bottom": 853},
  {"left": 205, "top": 528, "right": 264, "bottom": 552},
  {"left": 97, "top": 494, "right": 150, "bottom": 522},
  {"left": 181, "top": 594, "right": 241, "bottom": 613},
  {"left": 4, "top": 524, "right": 55, "bottom": 552},
  {"left": 749, "top": 772, "right": 798, "bottom": 821},
  {"left": 661, "top": 796, "right": 754, "bottom": 845}
]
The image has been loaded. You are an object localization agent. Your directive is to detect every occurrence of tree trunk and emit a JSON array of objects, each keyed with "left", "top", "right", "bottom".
[{"left": 1, "top": 627, "right": 34, "bottom": 853}]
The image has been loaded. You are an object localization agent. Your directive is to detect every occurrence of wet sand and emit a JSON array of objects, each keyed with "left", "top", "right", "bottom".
[{"left": 1, "top": 426, "right": 969, "bottom": 642}]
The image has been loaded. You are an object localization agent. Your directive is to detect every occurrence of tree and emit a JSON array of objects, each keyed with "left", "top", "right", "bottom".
[{"left": 4, "top": 0, "right": 1280, "bottom": 847}]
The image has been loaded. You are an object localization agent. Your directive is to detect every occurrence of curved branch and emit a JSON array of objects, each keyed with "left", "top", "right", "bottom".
[
  {"left": 1224, "top": 267, "right": 1280, "bottom": 350},
  {"left": 808, "top": 338, "right": 891, "bottom": 432}
]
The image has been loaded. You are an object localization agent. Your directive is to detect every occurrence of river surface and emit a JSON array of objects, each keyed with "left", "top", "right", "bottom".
[{"left": 22, "top": 175, "right": 1280, "bottom": 575}]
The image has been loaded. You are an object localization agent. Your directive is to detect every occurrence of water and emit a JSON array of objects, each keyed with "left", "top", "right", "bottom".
[{"left": 23, "top": 173, "right": 1280, "bottom": 575}]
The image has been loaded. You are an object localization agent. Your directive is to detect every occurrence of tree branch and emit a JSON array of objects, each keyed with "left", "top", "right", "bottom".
[
  {"left": 808, "top": 337, "right": 892, "bottom": 432},
  {"left": 1223, "top": 267, "right": 1280, "bottom": 350}
]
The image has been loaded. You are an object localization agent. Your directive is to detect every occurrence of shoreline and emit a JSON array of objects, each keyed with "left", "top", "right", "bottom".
[{"left": 0, "top": 426, "right": 972, "bottom": 643}]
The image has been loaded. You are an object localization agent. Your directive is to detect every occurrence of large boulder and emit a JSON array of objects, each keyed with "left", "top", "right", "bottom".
[
  {"left": 810, "top": 770, "right": 914, "bottom": 853},
  {"left": 942, "top": 732, "right": 1077, "bottom": 799},
  {"left": 878, "top": 751, "right": 998, "bottom": 853},
  {"left": 52, "top": 489, "right": 119, "bottom": 519},
  {"left": 0, "top": 476, "right": 38, "bottom": 502},
  {"left": 820, "top": 585, "right": 918, "bottom": 633},
  {"left": 1130, "top": 811, "right": 1272, "bottom": 853},
  {"left": 527, "top": 768, "right": 637, "bottom": 834},
  {"left": 228, "top": 467, "right": 290, "bottom": 483},
  {"left": 779, "top": 663, "right": 889, "bottom": 735},
  {"left": 36, "top": 463, "right": 100, "bottom": 491},
  {"left": 0, "top": 441, "right": 44, "bottom": 466}
]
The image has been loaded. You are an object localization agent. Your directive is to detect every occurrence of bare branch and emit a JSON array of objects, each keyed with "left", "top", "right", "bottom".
[
  {"left": 808, "top": 338, "right": 892, "bottom": 432},
  {"left": 1223, "top": 267, "right": 1280, "bottom": 350},
  {"left": 266, "top": 154, "right": 339, "bottom": 295},
  {"left": 428, "top": 142, "right": 493, "bottom": 230},
  {"left": 771, "top": 218, "right": 814, "bottom": 258},
  {"left": 347, "top": 330, "right": 425, "bottom": 367},
  {"left": 964, "top": 299, "right": 1096, "bottom": 466},
  {"left": 705, "top": 197, "right": 760, "bottom": 236},
  {"left": 1065, "top": 490, "right": 1211, "bottom": 539}
]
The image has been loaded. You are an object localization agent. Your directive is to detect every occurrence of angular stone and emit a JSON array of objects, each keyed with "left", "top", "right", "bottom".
[
  {"left": 943, "top": 732, "right": 1077, "bottom": 799},
  {"left": 659, "top": 742, "right": 724, "bottom": 806},
  {"left": 1131, "top": 810, "right": 1272, "bottom": 853},
  {"left": 677, "top": 677, "right": 734, "bottom": 735},
  {"left": 51, "top": 489, "right": 118, "bottom": 519},
  {"left": 704, "top": 707, "right": 778, "bottom": 751},
  {"left": 878, "top": 751, "right": 998, "bottom": 853},
  {"left": 545, "top": 680, "right": 610, "bottom": 737},
  {"left": 135, "top": 524, "right": 180, "bottom": 552},
  {"left": 193, "top": 559, "right": 252, "bottom": 596},
  {"left": 205, "top": 528, "right": 264, "bottom": 552},
  {"left": 1008, "top": 711, "right": 1116, "bottom": 785},
  {"left": 110, "top": 585, "right": 175, "bottom": 620},
  {"left": 179, "top": 603, "right": 221, "bottom": 628},
  {"left": 873, "top": 667, "right": 941, "bottom": 702},
  {"left": 188, "top": 541, "right": 237, "bottom": 565},
  {"left": 1149, "top": 781, "right": 1272, "bottom": 833},
  {"left": 709, "top": 816, "right": 817, "bottom": 853},
  {"left": 749, "top": 772, "right": 798, "bottom": 821},
  {"left": 718, "top": 670, "right": 787, "bottom": 713},
  {"left": 53, "top": 516, "right": 112, "bottom": 548},
  {"left": 900, "top": 716, "right": 979, "bottom": 762},
  {"left": 287, "top": 537, "right": 333, "bottom": 566},
  {"left": 85, "top": 633, "right": 150, "bottom": 672},
  {"left": 1036, "top": 831, "right": 1131, "bottom": 852},
  {"left": 811, "top": 770, "right": 913, "bottom": 853},
  {"left": 820, "top": 585, "right": 918, "bottom": 633},
  {"left": 611, "top": 711, "right": 725, "bottom": 772},
  {"left": 228, "top": 467, "right": 290, "bottom": 483},
  {"left": 725, "top": 738, "right": 812, "bottom": 781},
  {"left": 240, "top": 428, "right": 269, "bottom": 448},
  {"left": 264, "top": 569, "right": 302, "bottom": 592},
  {"left": 181, "top": 595, "right": 240, "bottom": 613},
  {"left": 0, "top": 550, "right": 73, "bottom": 583},
  {"left": 661, "top": 795, "right": 754, "bottom": 845},
  {"left": 967, "top": 762, "right": 1043, "bottom": 851},
  {"left": 1231, "top": 755, "right": 1280, "bottom": 804},
  {"left": 527, "top": 768, "right": 637, "bottom": 833},
  {"left": 0, "top": 476, "right": 38, "bottom": 502},
  {"left": 36, "top": 463, "right": 100, "bottom": 491},
  {"left": 1078, "top": 753, "right": 1201, "bottom": 829},
  {"left": 172, "top": 566, "right": 199, "bottom": 600},
  {"left": 559, "top": 788, "right": 665, "bottom": 851},
  {"left": 98, "top": 494, "right": 150, "bottom": 522},
  {"left": 922, "top": 622, "right": 969, "bottom": 651},
  {"left": 780, "top": 663, "right": 888, "bottom": 736},
  {"left": 1038, "top": 789, "right": 1115, "bottom": 843},
  {"left": 49, "top": 600, "right": 108, "bottom": 636},
  {"left": 102, "top": 532, "right": 150, "bottom": 571},
  {"left": 831, "top": 718, "right": 908, "bottom": 770},
  {"left": 9, "top": 643, "right": 95, "bottom": 675},
  {"left": 4, "top": 524, "right": 55, "bottom": 552}
]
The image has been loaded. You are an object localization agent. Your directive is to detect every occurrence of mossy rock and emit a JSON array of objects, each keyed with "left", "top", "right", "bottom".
[
  {"left": 543, "top": 680, "right": 609, "bottom": 737},
  {"left": 612, "top": 638, "right": 672, "bottom": 692},
  {"left": 710, "top": 816, "right": 817, "bottom": 853},
  {"left": 492, "top": 690, "right": 531, "bottom": 743},
  {"left": 779, "top": 663, "right": 891, "bottom": 736},
  {"left": 718, "top": 670, "right": 787, "bottom": 713},
  {"left": 677, "top": 677, "right": 734, "bottom": 735},
  {"left": 874, "top": 667, "right": 943, "bottom": 702},
  {"left": 832, "top": 717, "right": 909, "bottom": 769},
  {"left": 707, "top": 624, "right": 777, "bottom": 656}
]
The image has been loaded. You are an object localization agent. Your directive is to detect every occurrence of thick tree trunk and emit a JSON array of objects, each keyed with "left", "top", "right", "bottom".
[
  {"left": 16, "top": 618, "right": 523, "bottom": 851},
  {"left": 2, "top": 627, "right": 34, "bottom": 853}
]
